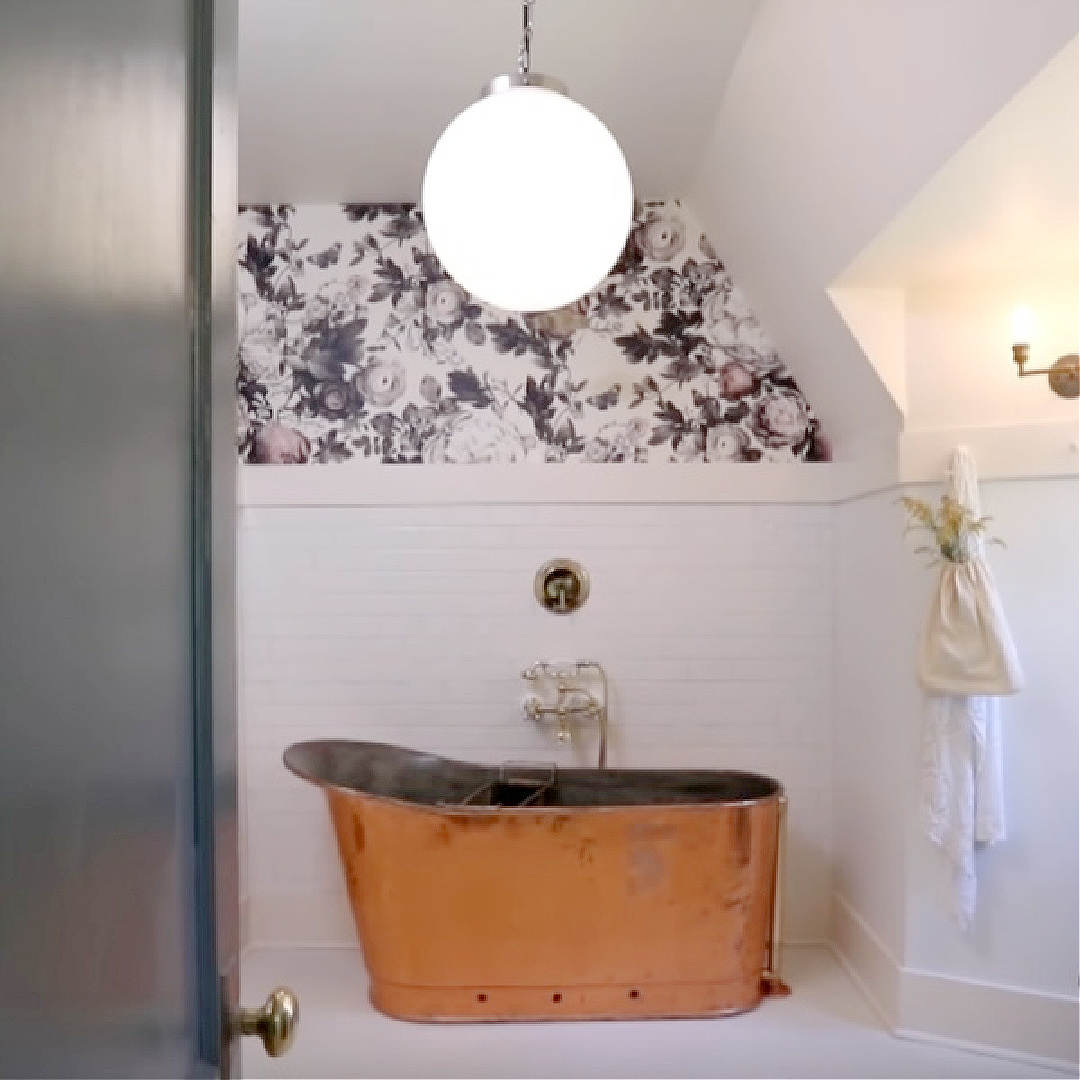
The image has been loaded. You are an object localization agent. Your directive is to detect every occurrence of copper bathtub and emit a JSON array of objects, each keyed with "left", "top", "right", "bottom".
[{"left": 284, "top": 740, "right": 787, "bottom": 1022}]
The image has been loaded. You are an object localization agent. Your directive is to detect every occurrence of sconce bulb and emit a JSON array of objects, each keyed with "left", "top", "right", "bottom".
[{"left": 1011, "top": 305, "right": 1036, "bottom": 346}]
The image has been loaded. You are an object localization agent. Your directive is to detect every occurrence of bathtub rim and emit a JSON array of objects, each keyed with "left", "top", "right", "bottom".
[{"left": 282, "top": 738, "right": 785, "bottom": 815}]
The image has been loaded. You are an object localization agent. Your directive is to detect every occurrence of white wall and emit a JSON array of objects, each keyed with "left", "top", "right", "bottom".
[
  {"left": 236, "top": 466, "right": 1078, "bottom": 1064},
  {"left": 697, "top": 10, "right": 1080, "bottom": 1059},
  {"left": 831, "top": 484, "right": 920, "bottom": 1019},
  {"left": 832, "top": 36, "right": 1079, "bottom": 451},
  {"left": 905, "top": 277, "right": 1079, "bottom": 434},
  {"left": 688, "top": 0, "right": 1077, "bottom": 455},
  {"left": 232, "top": 3, "right": 1080, "bottom": 1063},
  {"left": 828, "top": 275, "right": 1078, "bottom": 1064},
  {"left": 833, "top": 476, "right": 1079, "bottom": 1066},
  {"left": 827, "top": 286, "right": 906, "bottom": 416},
  {"left": 238, "top": 498, "right": 834, "bottom": 948},
  {"left": 903, "top": 478, "right": 1079, "bottom": 996}
]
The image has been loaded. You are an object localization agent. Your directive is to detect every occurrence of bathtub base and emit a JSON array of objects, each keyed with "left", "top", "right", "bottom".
[{"left": 370, "top": 976, "right": 764, "bottom": 1023}]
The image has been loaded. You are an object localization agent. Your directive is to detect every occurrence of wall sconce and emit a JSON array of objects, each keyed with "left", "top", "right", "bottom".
[{"left": 1011, "top": 306, "right": 1079, "bottom": 398}]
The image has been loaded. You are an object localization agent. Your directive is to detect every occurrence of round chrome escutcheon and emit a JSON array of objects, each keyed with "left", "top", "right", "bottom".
[{"left": 534, "top": 558, "right": 589, "bottom": 614}]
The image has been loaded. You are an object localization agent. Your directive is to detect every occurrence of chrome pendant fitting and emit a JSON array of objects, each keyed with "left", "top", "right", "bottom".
[
  {"left": 483, "top": 72, "right": 568, "bottom": 98},
  {"left": 482, "top": 1, "right": 568, "bottom": 99}
]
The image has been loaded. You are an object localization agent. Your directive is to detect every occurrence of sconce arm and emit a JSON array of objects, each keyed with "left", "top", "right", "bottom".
[{"left": 1012, "top": 345, "right": 1079, "bottom": 399}]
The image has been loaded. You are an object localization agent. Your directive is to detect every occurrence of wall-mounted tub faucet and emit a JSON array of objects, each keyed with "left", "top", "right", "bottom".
[{"left": 522, "top": 661, "right": 608, "bottom": 768}]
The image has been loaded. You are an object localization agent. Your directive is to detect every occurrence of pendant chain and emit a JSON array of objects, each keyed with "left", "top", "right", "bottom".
[{"left": 517, "top": 0, "right": 534, "bottom": 76}]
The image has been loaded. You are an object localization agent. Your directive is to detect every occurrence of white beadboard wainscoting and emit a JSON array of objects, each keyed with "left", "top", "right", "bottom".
[
  {"left": 236, "top": 458, "right": 1078, "bottom": 1069},
  {"left": 239, "top": 498, "right": 835, "bottom": 948}
]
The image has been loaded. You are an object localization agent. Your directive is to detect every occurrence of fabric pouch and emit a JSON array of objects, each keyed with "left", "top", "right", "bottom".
[{"left": 919, "top": 557, "right": 1023, "bottom": 695}]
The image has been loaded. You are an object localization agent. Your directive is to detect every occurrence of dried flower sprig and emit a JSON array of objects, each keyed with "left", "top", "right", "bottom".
[{"left": 901, "top": 494, "right": 1003, "bottom": 565}]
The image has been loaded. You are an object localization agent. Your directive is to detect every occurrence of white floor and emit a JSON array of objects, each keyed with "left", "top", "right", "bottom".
[{"left": 241, "top": 944, "right": 1073, "bottom": 1079}]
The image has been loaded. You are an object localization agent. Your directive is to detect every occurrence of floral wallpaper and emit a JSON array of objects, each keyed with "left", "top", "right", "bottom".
[{"left": 237, "top": 201, "right": 829, "bottom": 464}]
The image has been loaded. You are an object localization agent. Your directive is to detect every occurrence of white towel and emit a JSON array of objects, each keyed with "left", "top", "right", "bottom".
[
  {"left": 920, "top": 446, "right": 1016, "bottom": 930},
  {"left": 922, "top": 695, "right": 1006, "bottom": 930}
]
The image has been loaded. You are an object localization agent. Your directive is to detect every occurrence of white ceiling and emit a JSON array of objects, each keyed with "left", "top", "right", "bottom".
[
  {"left": 238, "top": 0, "right": 760, "bottom": 203},
  {"left": 836, "top": 37, "right": 1079, "bottom": 288}
]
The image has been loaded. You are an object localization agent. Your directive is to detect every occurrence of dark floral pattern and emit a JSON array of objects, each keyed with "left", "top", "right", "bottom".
[{"left": 237, "top": 200, "right": 828, "bottom": 464}]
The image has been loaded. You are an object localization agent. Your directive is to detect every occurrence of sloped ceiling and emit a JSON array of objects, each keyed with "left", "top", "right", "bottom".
[
  {"left": 688, "top": 0, "right": 1078, "bottom": 455},
  {"left": 836, "top": 38, "right": 1079, "bottom": 290},
  {"left": 238, "top": 0, "right": 760, "bottom": 203},
  {"left": 830, "top": 37, "right": 1079, "bottom": 428}
]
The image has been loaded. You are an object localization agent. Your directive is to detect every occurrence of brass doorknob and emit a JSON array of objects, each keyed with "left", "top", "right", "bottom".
[{"left": 235, "top": 987, "right": 299, "bottom": 1057}]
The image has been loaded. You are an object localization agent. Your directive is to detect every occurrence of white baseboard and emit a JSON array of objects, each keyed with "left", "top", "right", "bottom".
[
  {"left": 832, "top": 892, "right": 1080, "bottom": 1071},
  {"left": 893, "top": 1026, "right": 1077, "bottom": 1077},
  {"left": 897, "top": 967, "right": 1079, "bottom": 1071},
  {"left": 830, "top": 892, "right": 901, "bottom": 1027}
]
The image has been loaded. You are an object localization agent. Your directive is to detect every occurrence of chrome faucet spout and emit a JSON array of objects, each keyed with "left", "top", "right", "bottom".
[{"left": 575, "top": 661, "right": 609, "bottom": 770}]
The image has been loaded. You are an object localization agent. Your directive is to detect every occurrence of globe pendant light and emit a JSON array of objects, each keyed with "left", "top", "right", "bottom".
[{"left": 422, "top": 0, "right": 634, "bottom": 313}]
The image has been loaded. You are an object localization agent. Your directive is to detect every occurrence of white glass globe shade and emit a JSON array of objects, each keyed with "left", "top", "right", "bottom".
[{"left": 422, "top": 85, "right": 633, "bottom": 313}]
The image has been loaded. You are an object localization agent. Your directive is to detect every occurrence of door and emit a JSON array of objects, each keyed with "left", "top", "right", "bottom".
[{"left": 0, "top": 1, "right": 240, "bottom": 1075}]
